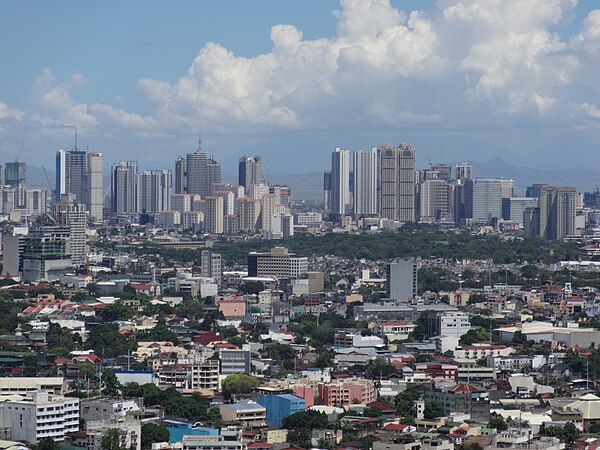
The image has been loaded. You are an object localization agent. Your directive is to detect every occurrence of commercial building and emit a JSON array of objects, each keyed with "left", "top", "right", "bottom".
[
  {"left": 111, "top": 161, "right": 138, "bottom": 215},
  {"left": 0, "top": 392, "right": 79, "bottom": 443},
  {"left": 539, "top": 186, "right": 577, "bottom": 239},
  {"left": 54, "top": 197, "right": 87, "bottom": 268},
  {"left": 219, "top": 349, "right": 251, "bottom": 375},
  {"left": 239, "top": 156, "right": 262, "bottom": 192},
  {"left": 219, "top": 402, "right": 266, "bottom": 428},
  {"left": 185, "top": 142, "right": 221, "bottom": 197},
  {"left": 87, "top": 151, "right": 104, "bottom": 222},
  {"left": 378, "top": 143, "right": 416, "bottom": 223},
  {"left": 257, "top": 394, "right": 306, "bottom": 426},
  {"left": 137, "top": 170, "right": 172, "bottom": 213},
  {"left": 496, "top": 321, "right": 600, "bottom": 348},
  {"left": 502, "top": 197, "right": 538, "bottom": 225},
  {"left": 430, "top": 312, "right": 471, "bottom": 339},
  {"left": 200, "top": 250, "right": 222, "bottom": 285},
  {"left": 247, "top": 247, "right": 308, "bottom": 279},
  {"left": 325, "top": 147, "right": 351, "bottom": 219},
  {"left": 464, "top": 178, "right": 502, "bottom": 224},
  {"left": 419, "top": 179, "right": 453, "bottom": 223},
  {"left": 424, "top": 383, "right": 490, "bottom": 422},
  {"left": 386, "top": 259, "right": 417, "bottom": 301},
  {"left": 353, "top": 147, "right": 378, "bottom": 215},
  {"left": 0, "top": 377, "right": 64, "bottom": 395}
]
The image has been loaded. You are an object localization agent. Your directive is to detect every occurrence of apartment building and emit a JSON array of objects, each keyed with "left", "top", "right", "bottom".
[
  {"left": 317, "top": 378, "right": 377, "bottom": 407},
  {"left": 188, "top": 360, "right": 219, "bottom": 391},
  {"left": 0, "top": 392, "right": 79, "bottom": 443}
]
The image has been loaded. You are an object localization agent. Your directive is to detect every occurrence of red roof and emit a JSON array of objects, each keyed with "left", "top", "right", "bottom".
[
  {"left": 448, "top": 383, "right": 485, "bottom": 393},
  {"left": 247, "top": 444, "right": 273, "bottom": 449},
  {"left": 384, "top": 424, "right": 409, "bottom": 431}
]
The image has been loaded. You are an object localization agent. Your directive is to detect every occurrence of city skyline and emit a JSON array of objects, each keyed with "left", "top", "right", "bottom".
[{"left": 1, "top": 0, "right": 600, "bottom": 174}]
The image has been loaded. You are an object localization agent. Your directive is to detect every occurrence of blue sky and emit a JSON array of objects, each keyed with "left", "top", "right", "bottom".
[{"left": 1, "top": 0, "right": 599, "bottom": 175}]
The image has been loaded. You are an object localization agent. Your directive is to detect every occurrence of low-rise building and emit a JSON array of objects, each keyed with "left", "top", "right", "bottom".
[{"left": 219, "top": 402, "right": 266, "bottom": 428}]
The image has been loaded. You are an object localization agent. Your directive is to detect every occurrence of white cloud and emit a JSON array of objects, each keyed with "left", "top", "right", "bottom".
[
  {"left": 0, "top": 102, "right": 24, "bottom": 121},
  {"left": 17, "top": 0, "right": 600, "bottom": 142}
]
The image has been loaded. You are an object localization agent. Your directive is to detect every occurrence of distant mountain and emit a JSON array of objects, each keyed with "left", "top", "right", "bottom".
[{"left": 471, "top": 158, "right": 600, "bottom": 195}]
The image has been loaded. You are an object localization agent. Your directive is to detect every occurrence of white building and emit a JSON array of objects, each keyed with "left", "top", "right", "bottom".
[
  {"left": 436, "top": 312, "right": 471, "bottom": 338},
  {"left": 353, "top": 147, "right": 378, "bottom": 215},
  {"left": 0, "top": 392, "right": 79, "bottom": 443}
]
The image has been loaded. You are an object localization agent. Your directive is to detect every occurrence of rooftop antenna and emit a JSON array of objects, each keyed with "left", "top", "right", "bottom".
[
  {"left": 196, "top": 130, "right": 203, "bottom": 154},
  {"left": 74, "top": 130, "right": 78, "bottom": 150}
]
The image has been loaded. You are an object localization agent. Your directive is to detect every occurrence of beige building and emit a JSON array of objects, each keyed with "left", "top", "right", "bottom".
[{"left": 219, "top": 402, "right": 266, "bottom": 428}]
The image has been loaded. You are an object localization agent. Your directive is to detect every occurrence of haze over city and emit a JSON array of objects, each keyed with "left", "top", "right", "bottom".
[{"left": 1, "top": 0, "right": 600, "bottom": 175}]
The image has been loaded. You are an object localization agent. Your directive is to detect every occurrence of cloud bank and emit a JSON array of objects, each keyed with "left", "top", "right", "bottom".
[{"left": 1, "top": 0, "right": 599, "bottom": 152}]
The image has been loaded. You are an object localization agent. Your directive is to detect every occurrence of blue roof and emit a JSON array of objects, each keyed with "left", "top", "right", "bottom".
[
  {"left": 276, "top": 394, "right": 304, "bottom": 401},
  {"left": 223, "top": 403, "right": 265, "bottom": 410}
]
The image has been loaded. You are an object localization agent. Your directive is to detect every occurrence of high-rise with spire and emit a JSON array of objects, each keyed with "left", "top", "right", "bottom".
[{"left": 185, "top": 139, "right": 221, "bottom": 197}]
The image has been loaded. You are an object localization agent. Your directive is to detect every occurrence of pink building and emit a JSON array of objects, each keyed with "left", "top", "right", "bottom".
[
  {"left": 317, "top": 379, "right": 377, "bottom": 406},
  {"left": 293, "top": 386, "right": 315, "bottom": 408}
]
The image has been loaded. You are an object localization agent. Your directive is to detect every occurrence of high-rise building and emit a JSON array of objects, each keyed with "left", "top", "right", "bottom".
[
  {"left": 499, "top": 179, "right": 514, "bottom": 199},
  {"left": 205, "top": 196, "right": 224, "bottom": 234},
  {"left": 378, "top": 143, "right": 416, "bottom": 223},
  {"left": 201, "top": 250, "right": 222, "bottom": 285},
  {"left": 54, "top": 196, "right": 87, "bottom": 268},
  {"left": 455, "top": 162, "right": 472, "bottom": 181},
  {"left": 111, "top": 161, "right": 138, "bottom": 215},
  {"left": 260, "top": 194, "right": 275, "bottom": 231},
  {"left": 25, "top": 189, "right": 47, "bottom": 217},
  {"left": 174, "top": 156, "right": 186, "bottom": 194},
  {"left": 137, "top": 170, "right": 172, "bottom": 213},
  {"left": 237, "top": 197, "right": 261, "bottom": 232},
  {"left": 55, "top": 148, "right": 87, "bottom": 203},
  {"left": 526, "top": 184, "right": 547, "bottom": 199},
  {"left": 539, "top": 186, "right": 577, "bottom": 240},
  {"left": 185, "top": 141, "right": 221, "bottom": 197},
  {"left": 419, "top": 179, "right": 453, "bottom": 222},
  {"left": 430, "top": 163, "right": 452, "bottom": 182},
  {"left": 503, "top": 197, "right": 538, "bottom": 226},
  {"left": 327, "top": 148, "right": 351, "bottom": 218},
  {"left": 4, "top": 161, "right": 26, "bottom": 188},
  {"left": 386, "top": 259, "right": 417, "bottom": 301},
  {"left": 464, "top": 179, "right": 502, "bottom": 224},
  {"left": 353, "top": 147, "right": 378, "bottom": 215},
  {"left": 87, "top": 152, "right": 103, "bottom": 222},
  {"left": 239, "top": 156, "right": 262, "bottom": 192}
]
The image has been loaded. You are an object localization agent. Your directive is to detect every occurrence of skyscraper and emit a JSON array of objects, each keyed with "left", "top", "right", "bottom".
[
  {"left": 239, "top": 156, "right": 262, "bottom": 192},
  {"left": 186, "top": 141, "right": 221, "bottom": 197},
  {"left": 353, "top": 147, "right": 378, "bottom": 215},
  {"left": 327, "top": 147, "right": 351, "bottom": 218},
  {"left": 87, "top": 152, "right": 103, "bottom": 222},
  {"left": 464, "top": 179, "right": 502, "bottom": 224},
  {"left": 378, "top": 143, "right": 416, "bottom": 223},
  {"left": 419, "top": 179, "right": 453, "bottom": 222},
  {"left": 111, "top": 161, "right": 138, "bottom": 215},
  {"left": 174, "top": 156, "right": 186, "bottom": 194},
  {"left": 205, "top": 196, "right": 224, "bottom": 234},
  {"left": 55, "top": 148, "right": 87, "bottom": 203},
  {"left": 539, "top": 186, "right": 577, "bottom": 240},
  {"left": 137, "top": 170, "right": 172, "bottom": 213},
  {"left": 386, "top": 259, "right": 418, "bottom": 301},
  {"left": 54, "top": 196, "right": 87, "bottom": 268}
]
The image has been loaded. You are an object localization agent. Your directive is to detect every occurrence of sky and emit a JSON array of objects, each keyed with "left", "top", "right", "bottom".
[{"left": 0, "top": 0, "right": 599, "bottom": 175}]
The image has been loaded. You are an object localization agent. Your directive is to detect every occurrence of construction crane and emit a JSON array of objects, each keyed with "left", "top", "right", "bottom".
[
  {"left": 15, "top": 143, "right": 24, "bottom": 161},
  {"left": 41, "top": 165, "right": 56, "bottom": 199}
]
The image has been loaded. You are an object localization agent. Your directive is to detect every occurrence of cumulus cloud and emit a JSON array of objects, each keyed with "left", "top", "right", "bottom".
[{"left": 16, "top": 0, "right": 600, "bottom": 141}]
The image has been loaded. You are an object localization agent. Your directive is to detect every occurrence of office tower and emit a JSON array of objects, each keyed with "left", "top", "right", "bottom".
[
  {"left": 378, "top": 143, "right": 416, "bottom": 223},
  {"left": 455, "top": 162, "right": 472, "bottom": 181},
  {"left": 464, "top": 179, "right": 502, "bottom": 224},
  {"left": 524, "top": 207, "right": 541, "bottom": 238},
  {"left": 430, "top": 163, "right": 452, "bottom": 182},
  {"left": 239, "top": 156, "right": 262, "bottom": 192},
  {"left": 539, "top": 186, "right": 577, "bottom": 240},
  {"left": 504, "top": 197, "right": 539, "bottom": 226},
  {"left": 87, "top": 152, "right": 103, "bottom": 222},
  {"left": 353, "top": 147, "right": 378, "bottom": 215},
  {"left": 237, "top": 197, "right": 261, "bottom": 231},
  {"left": 526, "top": 184, "right": 547, "bottom": 199},
  {"left": 55, "top": 148, "right": 87, "bottom": 203},
  {"left": 328, "top": 148, "right": 351, "bottom": 218},
  {"left": 201, "top": 250, "right": 222, "bottom": 285},
  {"left": 386, "top": 259, "right": 417, "bottom": 301},
  {"left": 24, "top": 189, "right": 47, "bottom": 217},
  {"left": 111, "top": 161, "right": 138, "bottom": 215},
  {"left": 137, "top": 170, "right": 172, "bottom": 213},
  {"left": 4, "top": 161, "right": 26, "bottom": 188},
  {"left": 174, "top": 156, "right": 186, "bottom": 194},
  {"left": 323, "top": 172, "right": 331, "bottom": 213},
  {"left": 54, "top": 196, "right": 87, "bottom": 268},
  {"left": 419, "top": 179, "right": 453, "bottom": 222},
  {"left": 205, "top": 196, "right": 224, "bottom": 234},
  {"left": 186, "top": 141, "right": 221, "bottom": 197}
]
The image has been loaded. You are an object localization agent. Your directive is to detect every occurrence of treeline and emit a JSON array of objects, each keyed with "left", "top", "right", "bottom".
[{"left": 213, "top": 228, "right": 581, "bottom": 265}]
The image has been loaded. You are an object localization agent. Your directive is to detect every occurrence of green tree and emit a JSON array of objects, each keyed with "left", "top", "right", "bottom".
[
  {"left": 221, "top": 374, "right": 260, "bottom": 399},
  {"left": 79, "top": 362, "right": 97, "bottom": 379},
  {"left": 102, "top": 370, "right": 122, "bottom": 396},
  {"left": 489, "top": 416, "right": 508, "bottom": 431},
  {"left": 424, "top": 401, "right": 443, "bottom": 420},
  {"left": 100, "top": 428, "right": 125, "bottom": 450},
  {"left": 394, "top": 385, "right": 423, "bottom": 420},
  {"left": 283, "top": 410, "right": 329, "bottom": 448},
  {"left": 141, "top": 423, "right": 169, "bottom": 450},
  {"left": 122, "top": 382, "right": 143, "bottom": 398},
  {"left": 33, "top": 438, "right": 60, "bottom": 450}
]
